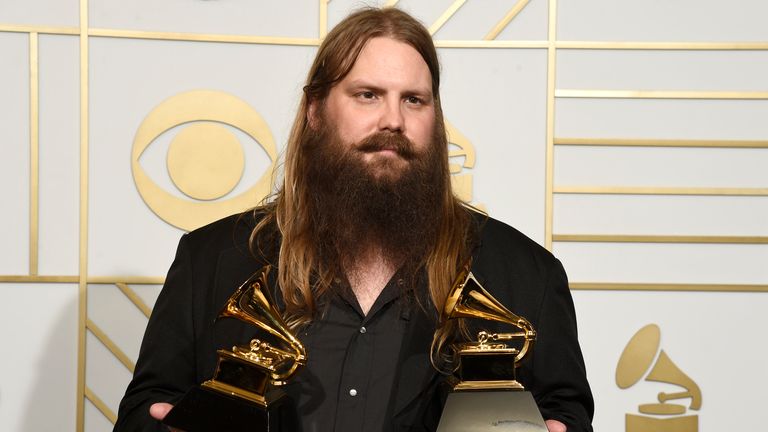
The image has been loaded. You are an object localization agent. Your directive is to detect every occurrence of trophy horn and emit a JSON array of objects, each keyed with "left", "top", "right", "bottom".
[
  {"left": 219, "top": 265, "right": 307, "bottom": 380},
  {"left": 444, "top": 264, "right": 536, "bottom": 363}
]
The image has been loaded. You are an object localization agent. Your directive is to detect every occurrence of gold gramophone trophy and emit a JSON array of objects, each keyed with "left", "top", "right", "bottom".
[
  {"left": 436, "top": 264, "right": 548, "bottom": 432},
  {"left": 164, "top": 265, "right": 306, "bottom": 432}
]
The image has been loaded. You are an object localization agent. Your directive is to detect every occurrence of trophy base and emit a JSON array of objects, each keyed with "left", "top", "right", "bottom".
[
  {"left": 453, "top": 379, "right": 524, "bottom": 391},
  {"left": 436, "top": 391, "right": 547, "bottom": 432},
  {"left": 163, "top": 386, "right": 296, "bottom": 432},
  {"left": 458, "top": 350, "right": 519, "bottom": 384}
]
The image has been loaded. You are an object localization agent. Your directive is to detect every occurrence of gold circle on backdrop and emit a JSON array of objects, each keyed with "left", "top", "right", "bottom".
[
  {"left": 132, "top": 90, "right": 278, "bottom": 231},
  {"left": 167, "top": 122, "right": 245, "bottom": 200}
]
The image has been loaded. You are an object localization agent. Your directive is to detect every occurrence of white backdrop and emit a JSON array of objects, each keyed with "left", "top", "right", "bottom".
[{"left": 1, "top": 1, "right": 767, "bottom": 431}]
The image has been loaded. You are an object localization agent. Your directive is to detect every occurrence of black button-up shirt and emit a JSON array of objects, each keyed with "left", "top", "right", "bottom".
[{"left": 285, "top": 276, "right": 410, "bottom": 432}]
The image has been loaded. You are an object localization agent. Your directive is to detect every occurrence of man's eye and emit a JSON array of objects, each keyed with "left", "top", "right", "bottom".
[
  {"left": 406, "top": 96, "right": 423, "bottom": 105},
  {"left": 358, "top": 91, "right": 376, "bottom": 100}
]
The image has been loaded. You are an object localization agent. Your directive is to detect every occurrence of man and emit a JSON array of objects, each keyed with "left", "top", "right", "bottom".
[{"left": 115, "top": 7, "right": 593, "bottom": 432}]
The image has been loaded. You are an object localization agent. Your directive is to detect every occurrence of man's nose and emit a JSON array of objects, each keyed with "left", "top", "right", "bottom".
[{"left": 377, "top": 98, "right": 404, "bottom": 133}]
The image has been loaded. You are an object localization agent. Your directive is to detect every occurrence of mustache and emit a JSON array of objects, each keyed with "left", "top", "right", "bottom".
[{"left": 355, "top": 132, "right": 416, "bottom": 160}]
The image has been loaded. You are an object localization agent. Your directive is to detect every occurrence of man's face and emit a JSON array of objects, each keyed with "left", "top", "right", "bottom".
[{"left": 317, "top": 37, "right": 436, "bottom": 180}]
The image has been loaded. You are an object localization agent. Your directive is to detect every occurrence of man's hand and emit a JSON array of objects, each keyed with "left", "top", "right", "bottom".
[
  {"left": 149, "top": 403, "right": 183, "bottom": 432},
  {"left": 545, "top": 419, "right": 567, "bottom": 432}
]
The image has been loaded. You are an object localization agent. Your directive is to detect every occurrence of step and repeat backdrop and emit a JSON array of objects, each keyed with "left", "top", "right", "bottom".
[{"left": 1, "top": 1, "right": 767, "bottom": 431}]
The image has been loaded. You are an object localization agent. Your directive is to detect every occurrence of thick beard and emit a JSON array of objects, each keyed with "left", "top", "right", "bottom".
[{"left": 304, "top": 120, "right": 446, "bottom": 277}]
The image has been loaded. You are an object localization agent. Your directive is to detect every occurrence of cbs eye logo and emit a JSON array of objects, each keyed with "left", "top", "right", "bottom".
[{"left": 131, "top": 90, "right": 277, "bottom": 231}]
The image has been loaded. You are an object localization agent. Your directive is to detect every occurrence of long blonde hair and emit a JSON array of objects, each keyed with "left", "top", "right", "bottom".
[{"left": 250, "top": 8, "right": 475, "bottom": 334}]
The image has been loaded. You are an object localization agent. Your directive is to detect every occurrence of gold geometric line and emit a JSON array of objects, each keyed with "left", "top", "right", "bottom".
[
  {"left": 434, "top": 40, "right": 548, "bottom": 48},
  {"left": 383, "top": 0, "right": 400, "bottom": 7},
  {"left": 0, "top": 23, "right": 558, "bottom": 48},
  {"left": 86, "top": 318, "right": 136, "bottom": 373},
  {"left": 0, "top": 275, "right": 79, "bottom": 283},
  {"left": 29, "top": 32, "right": 39, "bottom": 276},
  {"left": 0, "top": 23, "right": 80, "bottom": 35},
  {"left": 547, "top": 1, "right": 557, "bottom": 51},
  {"left": 553, "top": 186, "right": 768, "bottom": 196},
  {"left": 544, "top": 0, "right": 558, "bottom": 251},
  {"left": 484, "top": 0, "right": 530, "bottom": 40},
  {"left": 4, "top": 24, "right": 767, "bottom": 51},
  {"left": 77, "top": 0, "right": 90, "bottom": 430},
  {"left": 116, "top": 282, "right": 152, "bottom": 319},
  {"left": 84, "top": 387, "right": 117, "bottom": 425},
  {"left": 570, "top": 282, "right": 768, "bottom": 292},
  {"left": 319, "top": 0, "right": 329, "bottom": 39},
  {"left": 555, "top": 89, "right": 768, "bottom": 99},
  {"left": 88, "top": 276, "right": 165, "bottom": 284},
  {"left": 88, "top": 28, "right": 320, "bottom": 46},
  {"left": 556, "top": 41, "right": 768, "bottom": 50},
  {"left": 554, "top": 137, "right": 768, "bottom": 148},
  {"left": 428, "top": 0, "right": 467, "bottom": 36},
  {"left": 553, "top": 234, "right": 768, "bottom": 244}
]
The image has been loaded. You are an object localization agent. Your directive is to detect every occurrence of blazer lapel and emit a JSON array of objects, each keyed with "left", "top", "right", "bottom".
[
  {"left": 213, "top": 245, "right": 264, "bottom": 311},
  {"left": 391, "top": 306, "right": 440, "bottom": 417},
  {"left": 210, "top": 244, "right": 265, "bottom": 361}
]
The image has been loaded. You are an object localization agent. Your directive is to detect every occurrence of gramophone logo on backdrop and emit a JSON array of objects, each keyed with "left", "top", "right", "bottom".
[
  {"left": 132, "top": 90, "right": 481, "bottom": 231},
  {"left": 616, "top": 324, "right": 702, "bottom": 432},
  {"left": 445, "top": 121, "right": 476, "bottom": 204},
  {"left": 445, "top": 121, "right": 484, "bottom": 212}
]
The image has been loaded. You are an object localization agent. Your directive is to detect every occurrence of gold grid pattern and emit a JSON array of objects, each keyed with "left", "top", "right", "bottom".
[
  {"left": 2, "top": 0, "right": 768, "bottom": 430},
  {"left": 551, "top": 104, "right": 768, "bottom": 292}
]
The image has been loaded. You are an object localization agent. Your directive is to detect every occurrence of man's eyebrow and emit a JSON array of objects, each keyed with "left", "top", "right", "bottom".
[
  {"left": 345, "top": 80, "right": 386, "bottom": 93},
  {"left": 345, "top": 79, "right": 432, "bottom": 96}
]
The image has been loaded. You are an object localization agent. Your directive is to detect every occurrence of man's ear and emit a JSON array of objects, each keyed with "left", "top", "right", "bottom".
[{"left": 307, "top": 99, "right": 320, "bottom": 130}]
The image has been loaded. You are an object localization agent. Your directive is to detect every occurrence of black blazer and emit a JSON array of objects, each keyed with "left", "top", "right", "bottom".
[{"left": 114, "top": 211, "right": 593, "bottom": 431}]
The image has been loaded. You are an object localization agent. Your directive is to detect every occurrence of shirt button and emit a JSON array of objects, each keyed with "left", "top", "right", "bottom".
[
  {"left": 359, "top": 326, "right": 367, "bottom": 334},
  {"left": 349, "top": 388, "right": 358, "bottom": 397}
]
